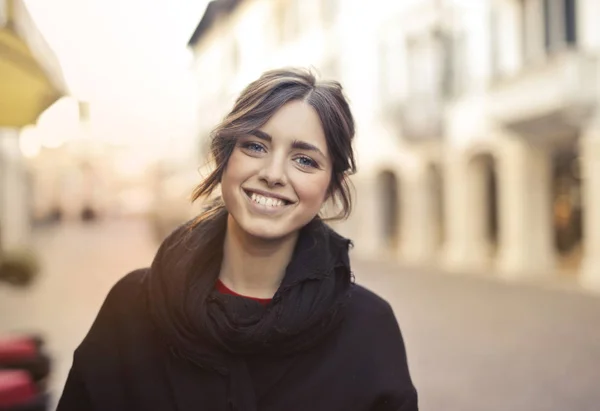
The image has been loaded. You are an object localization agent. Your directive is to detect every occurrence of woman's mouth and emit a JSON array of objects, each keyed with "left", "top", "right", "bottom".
[{"left": 243, "top": 189, "right": 293, "bottom": 208}]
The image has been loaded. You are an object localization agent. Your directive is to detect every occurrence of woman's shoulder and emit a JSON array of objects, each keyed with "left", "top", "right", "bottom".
[
  {"left": 77, "top": 269, "right": 151, "bottom": 349},
  {"left": 334, "top": 284, "right": 417, "bottom": 403},
  {"left": 104, "top": 268, "right": 149, "bottom": 310},
  {"left": 340, "top": 284, "right": 408, "bottom": 343},
  {"left": 347, "top": 283, "right": 396, "bottom": 320}
]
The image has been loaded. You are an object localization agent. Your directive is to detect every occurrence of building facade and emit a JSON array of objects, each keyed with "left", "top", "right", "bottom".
[
  {"left": 0, "top": 0, "right": 66, "bottom": 251},
  {"left": 186, "top": 0, "right": 600, "bottom": 291},
  {"left": 26, "top": 99, "right": 159, "bottom": 223}
]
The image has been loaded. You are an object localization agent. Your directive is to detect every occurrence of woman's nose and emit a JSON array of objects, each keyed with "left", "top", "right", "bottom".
[{"left": 258, "top": 156, "right": 287, "bottom": 187}]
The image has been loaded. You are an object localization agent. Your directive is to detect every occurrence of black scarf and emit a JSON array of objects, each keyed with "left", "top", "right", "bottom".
[{"left": 146, "top": 206, "right": 353, "bottom": 408}]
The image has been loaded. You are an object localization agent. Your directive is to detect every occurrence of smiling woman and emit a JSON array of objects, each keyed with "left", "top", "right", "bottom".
[
  {"left": 221, "top": 100, "right": 333, "bottom": 241},
  {"left": 56, "top": 68, "right": 418, "bottom": 411}
]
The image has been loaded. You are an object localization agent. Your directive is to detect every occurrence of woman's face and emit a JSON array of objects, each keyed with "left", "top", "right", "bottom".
[{"left": 221, "top": 100, "right": 332, "bottom": 240}]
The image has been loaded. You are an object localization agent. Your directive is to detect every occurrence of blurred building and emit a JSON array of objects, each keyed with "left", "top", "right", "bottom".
[
  {"left": 25, "top": 98, "right": 161, "bottom": 223},
  {"left": 0, "top": 0, "right": 66, "bottom": 250},
  {"left": 185, "top": 0, "right": 600, "bottom": 290},
  {"left": 27, "top": 100, "right": 110, "bottom": 223}
]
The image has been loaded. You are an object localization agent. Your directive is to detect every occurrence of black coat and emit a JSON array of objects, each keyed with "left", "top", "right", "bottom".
[{"left": 57, "top": 218, "right": 418, "bottom": 411}]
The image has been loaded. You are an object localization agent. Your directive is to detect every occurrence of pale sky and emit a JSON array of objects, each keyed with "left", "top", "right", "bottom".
[{"left": 22, "top": 0, "right": 211, "bottom": 156}]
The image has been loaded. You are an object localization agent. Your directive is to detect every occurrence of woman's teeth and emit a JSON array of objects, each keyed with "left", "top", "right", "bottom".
[{"left": 250, "top": 193, "right": 285, "bottom": 207}]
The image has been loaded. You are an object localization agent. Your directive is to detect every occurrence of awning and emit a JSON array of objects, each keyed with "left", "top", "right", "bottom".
[{"left": 0, "top": 0, "right": 67, "bottom": 128}]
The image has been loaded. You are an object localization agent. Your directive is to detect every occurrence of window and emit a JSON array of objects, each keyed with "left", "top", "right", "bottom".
[
  {"left": 440, "top": 30, "right": 465, "bottom": 98},
  {"left": 564, "top": 0, "right": 577, "bottom": 44},
  {"left": 406, "top": 29, "right": 462, "bottom": 100},
  {"left": 407, "top": 36, "right": 438, "bottom": 97},
  {"left": 543, "top": 0, "right": 576, "bottom": 50},
  {"left": 522, "top": 0, "right": 577, "bottom": 60}
]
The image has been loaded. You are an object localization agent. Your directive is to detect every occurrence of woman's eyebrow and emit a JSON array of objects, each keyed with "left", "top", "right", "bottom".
[
  {"left": 249, "top": 129, "right": 271, "bottom": 142},
  {"left": 291, "top": 140, "right": 326, "bottom": 158},
  {"left": 248, "top": 130, "right": 326, "bottom": 158}
]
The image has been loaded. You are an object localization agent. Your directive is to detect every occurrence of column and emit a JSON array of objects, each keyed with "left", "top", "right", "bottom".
[
  {"left": 579, "top": 127, "right": 600, "bottom": 290},
  {"left": 496, "top": 137, "right": 555, "bottom": 278},
  {"left": 443, "top": 150, "right": 490, "bottom": 271},
  {"left": 348, "top": 172, "right": 384, "bottom": 259},
  {"left": 0, "top": 129, "right": 32, "bottom": 251},
  {"left": 400, "top": 169, "right": 435, "bottom": 264}
]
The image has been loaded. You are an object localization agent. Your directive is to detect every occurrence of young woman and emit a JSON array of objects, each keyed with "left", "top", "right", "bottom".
[{"left": 56, "top": 68, "right": 418, "bottom": 411}]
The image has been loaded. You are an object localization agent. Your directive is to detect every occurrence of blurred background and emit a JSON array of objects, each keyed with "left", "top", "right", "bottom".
[{"left": 1, "top": 0, "right": 600, "bottom": 410}]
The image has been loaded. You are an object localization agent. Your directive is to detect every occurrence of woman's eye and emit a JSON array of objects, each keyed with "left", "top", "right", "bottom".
[
  {"left": 295, "top": 156, "right": 318, "bottom": 168},
  {"left": 241, "top": 141, "right": 266, "bottom": 153}
]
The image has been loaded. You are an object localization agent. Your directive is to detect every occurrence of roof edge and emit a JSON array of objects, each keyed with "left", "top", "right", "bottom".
[{"left": 187, "top": 0, "right": 242, "bottom": 47}]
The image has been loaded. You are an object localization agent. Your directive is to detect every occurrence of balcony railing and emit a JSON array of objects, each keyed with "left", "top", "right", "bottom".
[{"left": 487, "top": 50, "right": 598, "bottom": 138}]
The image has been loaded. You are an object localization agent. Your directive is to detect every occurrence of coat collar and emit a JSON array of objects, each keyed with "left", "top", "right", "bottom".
[
  {"left": 277, "top": 216, "right": 352, "bottom": 291},
  {"left": 148, "top": 210, "right": 354, "bottom": 410}
]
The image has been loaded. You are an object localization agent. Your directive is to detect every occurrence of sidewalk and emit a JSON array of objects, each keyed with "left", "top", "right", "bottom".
[
  {"left": 0, "top": 217, "right": 158, "bottom": 409},
  {"left": 352, "top": 258, "right": 600, "bottom": 411}
]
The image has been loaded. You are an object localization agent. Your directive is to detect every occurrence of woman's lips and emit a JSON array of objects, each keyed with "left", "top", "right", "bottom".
[
  {"left": 242, "top": 189, "right": 295, "bottom": 215},
  {"left": 243, "top": 189, "right": 295, "bottom": 205}
]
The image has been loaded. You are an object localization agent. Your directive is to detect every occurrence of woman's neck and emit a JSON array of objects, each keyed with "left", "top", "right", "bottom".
[{"left": 219, "top": 214, "right": 299, "bottom": 299}]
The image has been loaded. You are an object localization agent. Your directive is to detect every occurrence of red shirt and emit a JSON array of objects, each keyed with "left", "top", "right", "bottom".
[{"left": 215, "top": 279, "right": 272, "bottom": 306}]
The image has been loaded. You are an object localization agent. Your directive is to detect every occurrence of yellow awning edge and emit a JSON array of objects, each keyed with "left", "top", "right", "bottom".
[{"left": 0, "top": 0, "right": 68, "bottom": 127}]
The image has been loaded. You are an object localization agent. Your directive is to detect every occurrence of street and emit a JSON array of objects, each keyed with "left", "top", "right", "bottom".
[
  {"left": 354, "top": 260, "right": 600, "bottom": 411},
  {"left": 1, "top": 219, "right": 599, "bottom": 410},
  {"left": 0, "top": 219, "right": 158, "bottom": 410}
]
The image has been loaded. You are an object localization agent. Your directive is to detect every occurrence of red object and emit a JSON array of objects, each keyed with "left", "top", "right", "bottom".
[
  {"left": 0, "top": 370, "right": 36, "bottom": 407},
  {"left": 0, "top": 337, "right": 37, "bottom": 362},
  {"left": 215, "top": 279, "right": 272, "bottom": 305}
]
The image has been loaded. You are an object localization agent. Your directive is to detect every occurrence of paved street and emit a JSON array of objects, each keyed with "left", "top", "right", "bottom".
[
  {"left": 1, "top": 219, "right": 599, "bottom": 410},
  {"left": 0, "top": 218, "right": 159, "bottom": 409},
  {"left": 354, "top": 260, "right": 600, "bottom": 411}
]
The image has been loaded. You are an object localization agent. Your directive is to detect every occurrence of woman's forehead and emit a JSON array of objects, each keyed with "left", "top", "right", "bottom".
[{"left": 259, "top": 101, "right": 328, "bottom": 153}]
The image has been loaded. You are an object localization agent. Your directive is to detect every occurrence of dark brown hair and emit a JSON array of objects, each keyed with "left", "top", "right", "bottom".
[{"left": 191, "top": 67, "right": 356, "bottom": 221}]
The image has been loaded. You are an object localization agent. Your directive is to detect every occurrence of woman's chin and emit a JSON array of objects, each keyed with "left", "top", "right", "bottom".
[
  {"left": 241, "top": 223, "right": 296, "bottom": 242},
  {"left": 227, "top": 209, "right": 315, "bottom": 243}
]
